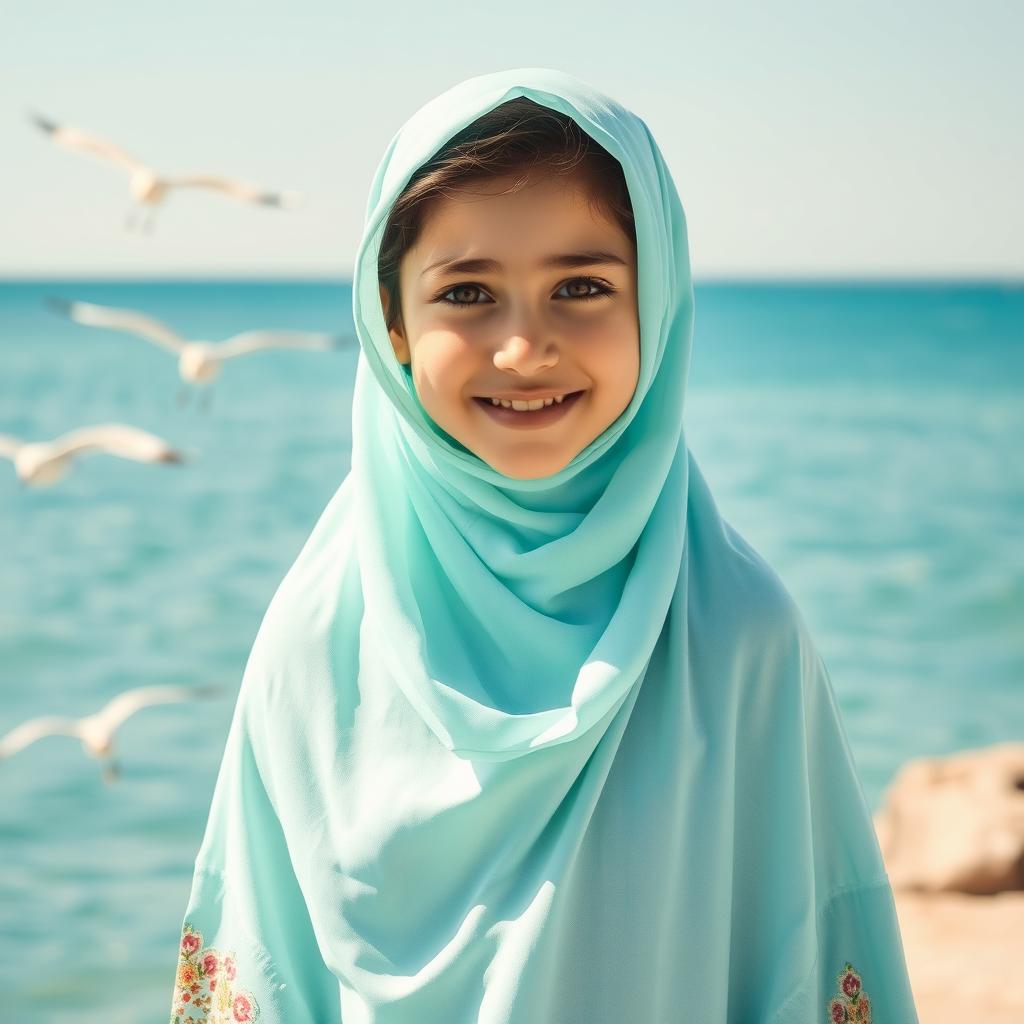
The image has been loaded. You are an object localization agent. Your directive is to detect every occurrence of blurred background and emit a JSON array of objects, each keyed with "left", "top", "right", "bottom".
[{"left": 1, "top": 2, "right": 1021, "bottom": 1021}]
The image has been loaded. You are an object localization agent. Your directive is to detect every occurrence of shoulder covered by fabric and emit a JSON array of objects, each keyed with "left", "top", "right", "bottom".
[
  {"left": 683, "top": 453, "right": 813, "bottom": 694},
  {"left": 678, "top": 461, "right": 918, "bottom": 1021}
]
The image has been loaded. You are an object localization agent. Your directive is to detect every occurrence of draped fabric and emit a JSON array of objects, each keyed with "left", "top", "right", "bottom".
[{"left": 167, "top": 68, "right": 919, "bottom": 1024}]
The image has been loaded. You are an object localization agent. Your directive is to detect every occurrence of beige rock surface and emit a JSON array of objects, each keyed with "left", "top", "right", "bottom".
[
  {"left": 890, "top": 889, "right": 1024, "bottom": 1024},
  {"left": 874, "top": 742, "right": 1024, "bottom": 893},
  {"left": 873, "top": 742, "right": 1024, "bottom": 1024}
]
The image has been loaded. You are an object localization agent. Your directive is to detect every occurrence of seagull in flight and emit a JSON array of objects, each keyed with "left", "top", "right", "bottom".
[
  {"left": 29, "top": 110, "right": 302, "bottom": 233},
  {"left": 0, "top": 423, "right": 185, "bottom": 486},
  {"left": 46, "top": 296, "right": 350, "bottom": 407},
  {"left": 0, "top": 684, "right": 227, "bottom": 783}
]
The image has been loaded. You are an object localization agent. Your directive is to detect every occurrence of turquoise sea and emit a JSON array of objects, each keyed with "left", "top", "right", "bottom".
[{"left": 1, "top": 280, "right": 1021, "bottom": 1021}]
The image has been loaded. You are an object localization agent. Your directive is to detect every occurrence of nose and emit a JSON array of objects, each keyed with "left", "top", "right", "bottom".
[{"left": 493, "top": 327, "right": 559, "bottom": 376}]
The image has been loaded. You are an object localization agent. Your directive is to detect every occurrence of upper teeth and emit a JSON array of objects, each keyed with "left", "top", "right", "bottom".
[{"left": 488, "top": 394, "right": 569, "bottom": 410}]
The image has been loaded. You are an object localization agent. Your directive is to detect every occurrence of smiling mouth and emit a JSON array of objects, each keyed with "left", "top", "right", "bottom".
[
  {"left": 474, "top": 390, "right": 585, "bottom": 411},
  {"left": 472, "top": 389, "right": 586, "bottom": 427}
]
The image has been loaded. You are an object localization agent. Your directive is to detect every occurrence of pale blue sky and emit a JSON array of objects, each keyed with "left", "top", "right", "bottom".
[{"left": 2, "top": 0, "right": 1020, "bottom": 279}]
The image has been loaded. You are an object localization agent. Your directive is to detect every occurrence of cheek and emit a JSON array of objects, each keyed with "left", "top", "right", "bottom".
[
  {"left": 411, "top": 330, "right": 476, "bottom": 401},
  {"left": 585, "top": 315, "right": 641, "bottom": 396}
]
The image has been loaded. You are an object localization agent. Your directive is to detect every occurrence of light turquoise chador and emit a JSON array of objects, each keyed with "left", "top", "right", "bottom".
[{"left": 168, "top": 68, "right": 919, "bottom": 1024}]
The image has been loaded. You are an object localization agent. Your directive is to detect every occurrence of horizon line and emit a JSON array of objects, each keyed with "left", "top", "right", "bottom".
[{"left": 1, "top": 272, "right": 1021, "bottom": 288}]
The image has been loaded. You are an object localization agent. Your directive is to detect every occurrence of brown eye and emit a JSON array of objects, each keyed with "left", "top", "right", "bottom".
[
  {"left": 439, "top": 284, "right": 489, "bottom": 306},
  {"left": 555, "top": 278, "right": 613, "bottom": 301}
]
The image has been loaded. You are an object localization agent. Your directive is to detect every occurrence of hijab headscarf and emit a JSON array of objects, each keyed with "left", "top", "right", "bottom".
[{"left": 168, "top": 68, "right": 919, "bottom": 1024}]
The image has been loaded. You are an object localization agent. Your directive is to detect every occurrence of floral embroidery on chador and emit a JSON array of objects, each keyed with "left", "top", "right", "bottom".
[
  {"left": 827, "top": 961, "right": 872, "bottom": 1023},
  {"left": 169, "top": 922, "right": 261, "bottom": 1023}
]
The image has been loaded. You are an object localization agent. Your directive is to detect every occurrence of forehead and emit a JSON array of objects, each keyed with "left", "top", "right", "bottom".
[{"left": 406, "top": 171, "right": 628, "bottom": 265}]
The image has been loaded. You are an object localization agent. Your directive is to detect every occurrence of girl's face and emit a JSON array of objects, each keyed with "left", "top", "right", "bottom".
[{"left": 382, "top": 172, "right": 640, "bottom": 480}]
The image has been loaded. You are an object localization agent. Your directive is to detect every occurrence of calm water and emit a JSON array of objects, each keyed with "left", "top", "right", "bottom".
[{"left": 1, "top": 279, "right": 1021, "bottom": 1021}]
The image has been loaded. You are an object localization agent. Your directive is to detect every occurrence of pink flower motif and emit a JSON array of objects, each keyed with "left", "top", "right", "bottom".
[
  {"left": 233, "top": 994, "right": 254, "bottom": 1021},
  {"left": 857, "top": 993, "right": 872, "bottom": 1023},
  {"left": 828, "top": 962, "right": 870, "bottom": 1024},
  {"left": 170, "top": 920, "right": 261, "bottom": 1021}
]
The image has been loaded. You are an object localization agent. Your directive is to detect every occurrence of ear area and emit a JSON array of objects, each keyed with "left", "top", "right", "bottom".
[{"left": 379, "top": 284, "right": 410, "bottom": 365}]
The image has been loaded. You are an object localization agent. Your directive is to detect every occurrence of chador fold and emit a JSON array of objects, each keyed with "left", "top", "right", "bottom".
[{"left": 168, "top": 68, "right": 919, "bottom": 1024}]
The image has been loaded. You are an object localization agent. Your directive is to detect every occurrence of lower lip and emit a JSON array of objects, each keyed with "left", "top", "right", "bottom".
[{"left": 473, "top": 390, "right": 585, "bottom": 429}]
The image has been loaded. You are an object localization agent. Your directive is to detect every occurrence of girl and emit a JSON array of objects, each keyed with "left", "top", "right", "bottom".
[{"left": 167, "top": 68, "right": 919, "bottom": 1023}]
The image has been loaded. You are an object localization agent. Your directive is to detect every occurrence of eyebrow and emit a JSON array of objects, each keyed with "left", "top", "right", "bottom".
[{"left": 420, "top": 249, "right": 629, "bottom": 278}]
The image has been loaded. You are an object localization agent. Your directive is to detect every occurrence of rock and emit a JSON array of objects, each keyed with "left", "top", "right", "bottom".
[{"left": 873, "top": 742, "right": 1024, "bottom": 894}]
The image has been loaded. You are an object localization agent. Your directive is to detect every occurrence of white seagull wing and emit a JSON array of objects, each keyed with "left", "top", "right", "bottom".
[
  {"left": 29, "top": 112, "right": 148, "bottom": 174},
  {"left": 216, "top": 329, "right": 346, "bottom": 360},
  {"left": 96, "top": 683, "right": 227, "bottom": 732},
  {"left": 49, "top": 424, "right": 184, "bottom": 466},
  {"left": 45, "top": 297, "right": 186, "bottom": 354},
  {"left": 0, "top": 715, "right": 84, "bottom": 759},
  {"left": 163, "top": 174, "right": 301, "bottom": 208}
]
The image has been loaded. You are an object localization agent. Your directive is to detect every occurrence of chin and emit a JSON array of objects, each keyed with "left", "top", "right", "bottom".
[{"left": 485, "top": 453, "right": 574, "bottom": 481}]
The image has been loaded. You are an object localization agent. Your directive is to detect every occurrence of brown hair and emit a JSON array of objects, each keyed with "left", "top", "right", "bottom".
[{"left": 377, "top": 96, "right": 636, "bottom": 333}]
